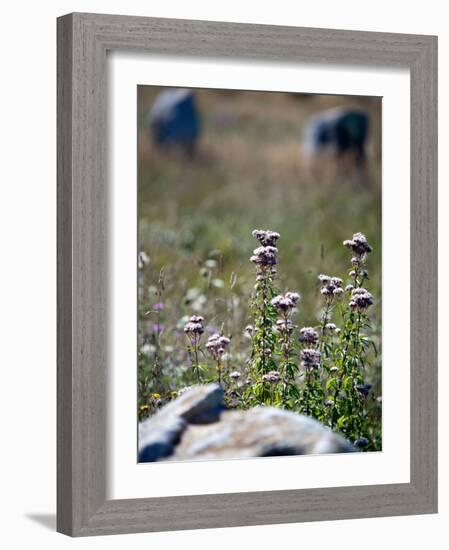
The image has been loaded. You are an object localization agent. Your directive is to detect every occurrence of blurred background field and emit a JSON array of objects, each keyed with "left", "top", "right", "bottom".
[{"left": 137, "top": 87, "right": 382, "bottom": 418}]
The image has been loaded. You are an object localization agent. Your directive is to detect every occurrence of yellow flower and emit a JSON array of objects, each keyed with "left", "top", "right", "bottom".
[
  {"left": 139, "top": 405, "right": 149, "bottom": 412},
  {"left": 151, "top": 393, "right": 161, "bottom": 399}
]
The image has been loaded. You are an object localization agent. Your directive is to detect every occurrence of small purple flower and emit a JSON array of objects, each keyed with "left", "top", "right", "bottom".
[
  {"left": 343, "top": 232, "right": 373, "bottom": 256},
  {"left": 277, "top": 319, "right": 293, "bottom": 333},
  {"left": 301, "top": 348, "right": 321, "bottom": 368},
  {"left": 318, "top": 274, "right": 344, "bottom": 302},
  {"left": 183, "top": 315, "right": 204, "bottom": 337},
  {"left": 349, "top": 287, "right": 374, "bottom": 311},
  {"left": 244, "top": 324, "right": 254, "bottom": 335},
  {"left": 152, "top": 323, "right": 164, "bottom": 334},
  {"left": 205, "top": 333, "right": 231, "bottom": 360},
  {"left": 153, "top": 302, "right": 165, "bottom": 311},
  {"left": 262, "top": 371, "right": 281, "bottom": 383},
  {"left": 299, "top": 327, "right": 319, "bottom": 345},
  {"left": 138, "top": 251, "right": 150, "bottom": 269},
  {"left": 271, "top": 291, "right": 300, "bottom": 314},
  {"left": 250, "top": 245, "right": 278, "bottom": 266},
  {"left": 252, "top": 229, "right": 280, "bottom": 247}
]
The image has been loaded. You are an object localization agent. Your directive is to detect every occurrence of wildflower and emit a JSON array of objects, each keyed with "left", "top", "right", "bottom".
[
  {"left": 140, "top": 343, "right": 156, "bottom": 357},
  {"left": 318, "top": 274, "right": 344, "bottom": 301},
  {"left": 262, "top": 370, "right": 281, "bottom": 383},
  {"left": 301, "top": 348, "right": 321, "bottom": 368},
  {"left": 277, "top": 319, "right": 293, "bottom": 333},
  {"left": 345, "top": 284, "right": 354, "bottom": 292},
  {"left": 183, "top": 317, "right": 204, "bottom": 382},
  {"left": 325, "top": 322, "right": 337, "bottom": 331},
  {"left": 250, "top": 245, "right": 278, "bottom": 266},
  {"left": 204, "top": 259, "right": 218, "bottom": 269},
  {"left": 343, "top": 232, "right": 373, "bottom": 256},
  {"left": 183, "top": 315, "right": 204, "bottom": 336},
  {"left": 286, "top": 291, "right": 300, "bottom": 304},
  {"left": 138, "top": 251, "right": 150, "bottom": 269},
  {"left": 252, "top": 229, "right": 280, "bottom": 247},
  {"left": 349, "top": 287, "right": 374, "bottom": 311},
  {"left": 152, "top": 323, "right": 164, "bottom": 334},
  {"left": 191, "top": 295, "right": 207, "bottom": 312},
  {"left": 230, "top": 371, "right": 241, "bottom": 380},
  {"left": 244, "top": 324, "right": 254, "bottom": 335},
  {"left": 318, "top": 274, "right": 331, "bottom": 284},
  {"left": 151, "top": 393, "right": 161, "bottom": 399},
  {"left": 329, "top": 366, "right": 339, "bottom": 373},
  {"left": 299, "top": 327, "right": 319, "bottom": 345},
  {"left": 249, "top": 228, "right": 281, "bottom": 382},
  {"left": 271, "top": 291, "right": 300, "bottom": 314},
  {"left": 324, "top": 399, "right": 334, "bottom": 407},
  {"left": 190, "top": 315, "right": 204, "bottom": 324},
  {"left": 153, "top": 302, "right": 164, "bottom": 311},
  {"left": 184, "top": 287, "right": 203, "bottom": 304},
  {"left": 139, "top": 404, "right": 149, "bottom": 412},
  {"left": 205, "top": 333, "right": 231, "bottom": 360}
]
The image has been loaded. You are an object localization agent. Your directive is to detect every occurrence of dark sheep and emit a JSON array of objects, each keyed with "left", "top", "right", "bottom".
[
  {"left": 304, "top": 108, "right": 369, "bottom": 165},
  {"left": 147, "top": 89, "right": 201, "bottom": 156}
]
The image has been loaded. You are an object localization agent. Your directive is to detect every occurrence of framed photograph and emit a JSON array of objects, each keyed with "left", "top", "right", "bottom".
[{"left": 57, "top": 13, "right": 437, "bottom": 536}]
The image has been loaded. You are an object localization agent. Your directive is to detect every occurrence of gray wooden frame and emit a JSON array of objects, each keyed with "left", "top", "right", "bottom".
[{"left": 57, "top": 12, "right": 438, "bottom": 537}]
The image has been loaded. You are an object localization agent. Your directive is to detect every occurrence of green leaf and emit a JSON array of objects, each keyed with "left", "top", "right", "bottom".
[
  {"left": 343, "top": 376, "right": 353, "bottom": 392},
  {"left": 337, "top": 416, "right": 347, "bottom": 429}
]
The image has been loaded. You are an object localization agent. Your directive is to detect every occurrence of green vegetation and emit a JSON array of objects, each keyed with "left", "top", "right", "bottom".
[{"left": 137, "top": 89, "right": 381, "bottom": 451}]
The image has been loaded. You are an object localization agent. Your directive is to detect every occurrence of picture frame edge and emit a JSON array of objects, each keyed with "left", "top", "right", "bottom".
[{"left": 56, "top": 12, "right": 438, "bottom": 537}]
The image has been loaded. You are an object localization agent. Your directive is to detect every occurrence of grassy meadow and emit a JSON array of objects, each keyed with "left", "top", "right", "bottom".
[{"left": 137, "top": 87, "right": 382, "bottom": 451}]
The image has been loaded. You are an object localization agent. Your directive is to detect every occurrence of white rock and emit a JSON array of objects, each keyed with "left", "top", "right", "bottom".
[{"left": 171, "top": 407, "right": 353, "bottom": 460}]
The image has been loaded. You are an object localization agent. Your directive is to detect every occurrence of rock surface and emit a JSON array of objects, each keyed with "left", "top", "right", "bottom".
[
  {"left": 138, "top": 384, "right": 224, "bottom": 462},
  {"left": 138, "top": 384, "right": 353, "bottom": 462}
]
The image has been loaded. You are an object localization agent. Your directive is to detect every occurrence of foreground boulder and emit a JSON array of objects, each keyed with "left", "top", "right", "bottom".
[
  {"left": 138, "top": 384, "right": 353, "bottom": 462},
  {"left": 138, "top": 384, "right": 223, "bottom": 462}
]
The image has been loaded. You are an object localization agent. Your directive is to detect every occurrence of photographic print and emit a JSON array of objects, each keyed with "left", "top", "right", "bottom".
[{"left": 137, "top": 86, "right": 382, "bottom": 462}]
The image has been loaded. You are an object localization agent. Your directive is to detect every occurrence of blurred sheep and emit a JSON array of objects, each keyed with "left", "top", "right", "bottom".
[
  {"left": 147, "top": 89, "right": 201, "bottom": 157},
  {"left": 304, "top": 108, "right": 369, "bottom": 168}
]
